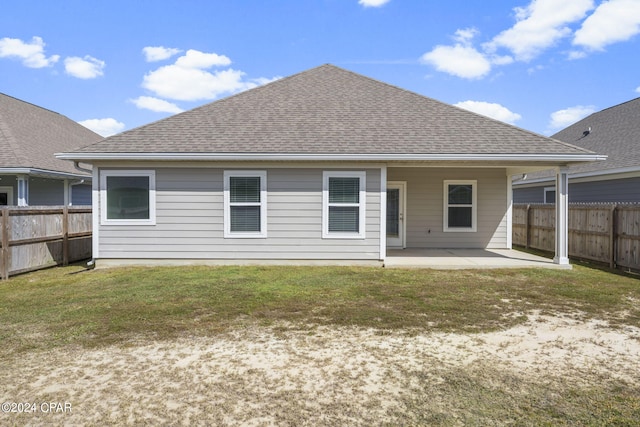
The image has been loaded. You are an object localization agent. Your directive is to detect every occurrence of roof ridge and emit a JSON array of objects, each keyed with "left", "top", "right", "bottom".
[
  {"left": 89, "top": 65, "right": 335, "bottom": 146},
  {"left": 329, "top": 65, "right": 598, "bottom": 155}
]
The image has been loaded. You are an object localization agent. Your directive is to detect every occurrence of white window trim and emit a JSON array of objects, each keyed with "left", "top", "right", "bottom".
[
  {"left": 544, "top": 186, "right": 556, "bottom": 204},
  {"left": 0, "top": 186, "right": 14, "bottom": 206},
  {"left": 443, "top": 180, "right": 477, "bottom": 233},
  {"left": 100, "top": 170, "right": 156, "bottom": 226},
  {"left": 322, "top": 171, "right": 366, "bottom": 239},
  {"left": 224, "top": 170, "right": 267, "bottom": 238}
]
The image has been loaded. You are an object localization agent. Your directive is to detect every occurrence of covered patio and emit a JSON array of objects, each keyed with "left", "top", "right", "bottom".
[{"left": 384, "top": 248, "right": 569, "bottom": 269}]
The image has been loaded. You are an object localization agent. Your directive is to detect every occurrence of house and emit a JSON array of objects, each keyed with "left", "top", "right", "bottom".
[
  {"left": 513, "top": 97, "right": 640, "bottom": 203},
  {"left": 0, "top": 93, "right": 102, "bottom": 206},
  {"left": 57, "top": 64, "right": 604, "bottom": 268}
]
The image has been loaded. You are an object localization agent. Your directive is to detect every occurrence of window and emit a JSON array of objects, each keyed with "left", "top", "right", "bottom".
[
  {"left": 100, "top": 170, "right": 155, "bottom": 225},
  {"left": 544, "top": 187, "right": 556, "bottom": 204},
  {"left": 224, "top": 171, "right": 267, "bottom": 238},
  {"left": 0, "top": 186, "right": 13, "bottom": 206},
  {"left": 323, "top": 171, "right": 366, "bottom": 239},
  {"left": 443, "top": 180, "right": 477, "bottom": 232}
]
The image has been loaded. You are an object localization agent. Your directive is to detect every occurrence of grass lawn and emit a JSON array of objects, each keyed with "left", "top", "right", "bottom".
[{"left": 1, "top": 264, "right": 639, "bottom": 425}]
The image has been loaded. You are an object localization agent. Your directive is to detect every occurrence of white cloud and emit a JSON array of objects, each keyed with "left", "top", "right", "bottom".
[
  {"left": 130, "top": 96, "right": 184, "bottom": 114},
  {"left": 175, "top": 49, "right": 231, "bottom": 68},
  {"left": 548, "top": 105, "right": 595, "bottom": 130},
  {"left": 141, "top": 49, "right": 277, "bottom": 102},
  {"left": 143, "top": 66, "right": 250, "bottom": 101},
  {"left": 358, "top": 0, "right": 390, "bottom": 7},
  {"left": 420, "top": 44, "right": 491, "bottom": 79},
  {"left": 486, "top": 0, "right": 594, "bottom": 61},
  {"left": 573, "top": 0, "right": 640, "bottom": 51},
  {"left": 64, "top": 55, "right": 105, "bottom": 79},
  {"left": 142, "top": 46, "right": 182, "bottom": 62},
  {"left": 636, "top": 86, "right": 640, "bottom": 93},
  {"left": 78, "top": 118, "right": 125, "bottom": 137},
  {"left": 454, "top": 100, "right": 522, "bottom": 124},
  {"left": 0, "top": 36, "right": 59, "bottom": 68}
]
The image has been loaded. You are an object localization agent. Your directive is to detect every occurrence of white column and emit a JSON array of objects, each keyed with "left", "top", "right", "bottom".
[
  {"left": 553, "top": 167, "right": 570, "bottom": 265},
  {"left": 64, "top": 179, "right": 70, "bottom": 206},
  {"left": 91, "top": 168, "right": 100, "bottom": 260},
  {"left": 506, "top": 173, "right": 513, "bottom": 249},
  {"left": 379, "top": 165, "right": 387, "bottom": 263},
  {"left": 17, "top": 175, "right": 29, "bottom": 206}
]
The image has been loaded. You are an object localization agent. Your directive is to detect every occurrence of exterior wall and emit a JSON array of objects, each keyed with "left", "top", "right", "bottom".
[
  {"left": 71, "top": 183, "right": 92, "bottom": 205},
  {"left": 29, "top": 178, "right": 65, "bottom": 205},
  {"left": 514, "top": 176, "right": 640, "bottom": 204},
  {"left": 97, "top": 166, "right": 382, "bottom": 261},
  {"left": 387, "top": 167, "right": 510, "bottom": 249},
  {"left": 513, "top": 185, "right": 545, "bottom": 204},
  {"left": 569, "top": 177, "right": 640, "bottom": 203}
]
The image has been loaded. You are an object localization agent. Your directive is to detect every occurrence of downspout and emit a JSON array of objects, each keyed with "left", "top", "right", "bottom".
[
  {"left": 73, "top": 161, "right": 93, "bottom": 174},
  {"left": 73, "top": 161, "right": 96, "bottom": 268}
]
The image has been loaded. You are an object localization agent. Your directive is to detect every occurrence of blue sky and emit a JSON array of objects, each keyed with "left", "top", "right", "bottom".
[{"left": 1, "top": 0, "right": 639, "bottom": 138}]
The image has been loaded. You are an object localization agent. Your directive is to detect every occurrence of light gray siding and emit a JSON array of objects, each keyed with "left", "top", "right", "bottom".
[
  {"left": 388, "top": 168, "right": 509, "bottom": 249},
  {"left": 98, "top": 167, "right": 381, "bottom": 260}
]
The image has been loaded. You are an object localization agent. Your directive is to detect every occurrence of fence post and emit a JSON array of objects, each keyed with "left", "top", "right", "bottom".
[
  {"left": 609, "top": 204, "right": 617, "bottom": 269},
  {"left": 525, "top": 204, "right": 531, "bottom": 249},
  {"left": 1, "top": 208, "right": 8, "bottom": 280},
  {"left": 62, "top": 206, "right": 69, "bottom": 266}
]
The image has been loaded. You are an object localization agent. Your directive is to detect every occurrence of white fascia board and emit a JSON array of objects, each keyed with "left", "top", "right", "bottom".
[{"left": 56, "top": 152, "right": 607, "bottom": 163}]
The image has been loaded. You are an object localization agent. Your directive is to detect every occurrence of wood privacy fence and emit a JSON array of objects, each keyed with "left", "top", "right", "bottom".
[
  {"left": 513, "top": 203, "right": 640, "bottom": 272},
  {"left": 0, "top": 206, "right": 92, "bottom": 279}
]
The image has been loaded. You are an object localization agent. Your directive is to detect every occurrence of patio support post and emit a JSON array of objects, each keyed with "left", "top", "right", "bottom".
[
  {"left": 379, "top": 165, "right": 387, "bottom": 263},
  {"left": 553, "top": 167, "right": 570, "bottom": 265},
  {"left": 16, "top": 175, "right": 28, "bottom": 207}
]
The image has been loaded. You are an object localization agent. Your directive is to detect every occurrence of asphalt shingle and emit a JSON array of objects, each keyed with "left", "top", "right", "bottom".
[
  {"left": 0, "top": 93, "right": 102, "bottom": 175},
  {"left": 72, "top": 64, "right": 594, "bottom": 156}
]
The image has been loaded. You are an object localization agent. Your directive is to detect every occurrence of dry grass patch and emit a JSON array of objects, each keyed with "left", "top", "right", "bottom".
[{"left": 1, "top": 263, "right": 639, "bottom": 425}]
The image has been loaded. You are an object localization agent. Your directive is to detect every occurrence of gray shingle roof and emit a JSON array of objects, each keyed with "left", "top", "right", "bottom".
[
  {"left": 71, "top": 64, "right": 594, "bottom": 156},
  {"left": 516, "top": 97, "right": 640, "bottom": 182},
  {"left": 0, "top": 93, "right": 102, "bottom": 175}
]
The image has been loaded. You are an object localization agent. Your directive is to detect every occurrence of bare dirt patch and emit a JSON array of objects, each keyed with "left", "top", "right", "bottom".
[{"left": 2, "top": 313, "right": 640, "bottom": 426}]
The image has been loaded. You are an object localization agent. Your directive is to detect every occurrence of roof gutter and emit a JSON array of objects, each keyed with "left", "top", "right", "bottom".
[
  {"left": 56, "top": 152, "right": 608, "bottom": 163},
  {"left": 0, "top": 167, "right": 91, "bottom": 179}
]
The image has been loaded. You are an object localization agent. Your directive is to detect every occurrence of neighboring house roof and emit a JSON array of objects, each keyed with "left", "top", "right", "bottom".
[
  {"left": 61, "top": 64, "right": 601, "bottom": 164},
  {"left": 0, "top": 92, "right": 102, "bottom": 177},
  {"left": 515, "top": 97, "right": 640, "bottom": 184}
]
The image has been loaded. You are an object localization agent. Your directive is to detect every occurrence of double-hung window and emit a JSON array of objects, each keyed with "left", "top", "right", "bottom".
[
  {"left": 322, "top": 171, "right": 366, "bottom": 239},
  {"left": 443, "top": 180, "right": 477, "bottom": 232},
  {"left": 224, "top": 171, "right": 267, "bottom": 238},
  {"left": 100, "top": 170, "right": 156, "bottom": 225}
]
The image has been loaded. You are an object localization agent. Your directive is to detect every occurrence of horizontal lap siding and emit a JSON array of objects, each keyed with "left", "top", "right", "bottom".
[
  {"left": 99, "top": 167, "right": 381, "bottom": 260},
  {"left": 388, "top": 168, "right": 508, "bottom": 249}
]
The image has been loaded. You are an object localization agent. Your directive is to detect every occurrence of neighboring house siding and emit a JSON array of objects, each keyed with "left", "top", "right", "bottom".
[
  {"left": 387, "top": 168, "right": 509, "bottom": 249},
  {"left": 513, "top": 186, "right": 545, "bottom": 204},
  {"left": 513, "top": 176, "right": 640, "bottom": 204},
  {"left": 569, "top": 177, "right": 640, "bottom": 203},
  {"left": 71, "top": 183, "right": 92, "bottom": 205},
  {"left": 98, "top": 167, "right": 381, "bottom": 260},
  {"left": 29, "top": 178, "right": 64, "bottom": 205}
]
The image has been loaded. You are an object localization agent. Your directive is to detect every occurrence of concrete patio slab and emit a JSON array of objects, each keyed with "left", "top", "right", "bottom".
[{"left": 384, "top": 248, "right": 571, "bottom": 269}]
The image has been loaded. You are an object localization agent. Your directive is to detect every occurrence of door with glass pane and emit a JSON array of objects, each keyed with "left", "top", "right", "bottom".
[{"left": 386, "top": 182, "right": 405, "bottom": 248}]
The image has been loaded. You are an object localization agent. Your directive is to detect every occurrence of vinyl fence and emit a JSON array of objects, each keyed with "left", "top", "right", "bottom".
[
  {"left": 513, "top": 203, "right": 640, "bottom": 272},
  {"left": 0, "top": 206, "right": 92, "bottom": 279}
]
